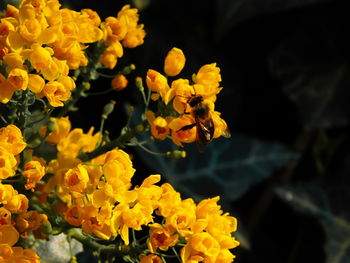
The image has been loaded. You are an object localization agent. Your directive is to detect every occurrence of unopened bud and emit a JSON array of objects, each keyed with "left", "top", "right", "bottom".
[
  {"left": 135, "top": 124, "right": 144, "bottom": 133},
  {"left": 102, "top": 100, "right": 116, "bottom": 118},
  {"left": 135, "top": 76, "right": 144, "bottom": 92},
  {"left": 82, "top": 82, "right": 91, "bottom": 90},
  {"left": 166, "top": 150, "right": 186, "bottom": 159}
]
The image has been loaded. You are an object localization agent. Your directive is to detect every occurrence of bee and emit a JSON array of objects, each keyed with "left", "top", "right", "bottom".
[{"left": 177, "top": 94, "right": 230, "bottom": 147}]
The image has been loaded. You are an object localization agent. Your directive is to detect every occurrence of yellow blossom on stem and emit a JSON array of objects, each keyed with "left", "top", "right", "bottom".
[
  {"left": 0, "top": 224, "right": 19, "bottom": 246},
  {"left": 168, "top": 115, "right": 197, "bottom": 147},
  {"left": 146, "top": 111, "right": 172, "bottom": 140},
  {"left": 4, "top": 193, "right": 28, "bottom": 214},
  {"left": 139, "top": 254, "right": 163, "bottom": 263},
  {"left": 148, "top": 223, "right": 178, "bottom": 253},
  {"left": 0, "top": 75, "right": 14, "bottom": 104},
  {"left": 0, "top": 147, "right": 17, "bottom": 180},
  {"left": 0, "top": 208, "right": 11, "bottom": 226},
  {"left": 28, "top": 73, "right": 45, "bottom": 93},
  {"left": 0, "top": 124, "right": 26, "bottom": 155},
  {"left": 44, "top": 117, "right": 71, "bottom": 145},
  {"left": 29, "top": 44, "right": 53, "bottom": 71},
  {"left": 42, "top": 80, "right": 71, "bottom": 107},
  {"left": 22, "top": 160, "right": 46, "bottom": 190},
  {"left": 146, "top": 69, "right": 169, "bottom": 97},
  {"left": 16, "top": 210, "right": 48, "bottom": 234},
  {"left": 64, "top": 164, "right": 89, "bottom": 193},
  {"left": 7, "top": 68, "right": 28, "bottom": 91},
  {"left": 164, "top": 47, "right": 186, "bottom": 77}
]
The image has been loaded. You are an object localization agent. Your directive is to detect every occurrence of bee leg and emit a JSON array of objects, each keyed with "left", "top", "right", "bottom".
[{"left": 177, "top": 122, "right": 197, "bottom": 132}]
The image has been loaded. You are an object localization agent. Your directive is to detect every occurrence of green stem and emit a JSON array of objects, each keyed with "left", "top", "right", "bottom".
[
  {"left": 78, "top": 120, "right": 148, "bottom": 162},
  {"left": 57, "top": 83, "right": 86, "bottom": 118},
  {"left": 88, "top": 88, "right": 115, "bottom": 96}
]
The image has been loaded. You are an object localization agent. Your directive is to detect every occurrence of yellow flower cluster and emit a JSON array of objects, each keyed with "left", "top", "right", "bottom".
[
  {"left": 0, "top": 126, "right": 48, "bottom": 263},
  {"left": 0, "top": 0, "right": 145, "bottom": 106},
  {"left": 145, "top": 47, "right": 230, "bottom": 147},
  {"left": 100, "top": 5, "right": 145, "bottom": 69},
  {"left": 149, "top": 188, "right": 239, "bottom": 263},
  {"left": 39, "top": 117, "right": 239, "bottom": 262}
]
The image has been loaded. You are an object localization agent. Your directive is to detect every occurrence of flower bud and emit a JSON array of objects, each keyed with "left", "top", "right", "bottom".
[
  {"left": 111, "top": 74, "right": 128, "bottom": 91},
  {"left": 164, "top": 47, "right": 186, "bottom": 76}
]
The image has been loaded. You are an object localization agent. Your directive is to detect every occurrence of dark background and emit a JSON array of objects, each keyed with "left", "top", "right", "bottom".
[{"left": 25, "top": 0, "right": 350, "bottom": 262}]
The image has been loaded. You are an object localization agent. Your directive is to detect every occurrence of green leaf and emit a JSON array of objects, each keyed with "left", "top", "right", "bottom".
[
  {"left": 32, "top": 233, "right": 83, "bottom": 263},
  {"left": 276, "top": 186, "right": 350, "bottom": 263},
  {"left": 135, "top": 134, "right": 299, "bottom": 206},
  {"left": 269, "top": 55, "right": 350, "bottom": 130}
]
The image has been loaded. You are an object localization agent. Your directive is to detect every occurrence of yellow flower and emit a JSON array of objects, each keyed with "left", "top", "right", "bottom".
[
  {"left": 182, "top": 232, "right": 221, "bottom": 263},
  {"left": 0, "top": 224, "right": 19, "bottom": 246},
  {"left": 81, "top": 204, "right": 113, "bottom": 240},
  {"left": 64, "top": 205, "right": 84, "bottom": 226},
  {"left": 216, "top": 249, "right": 236, "bottom": 263},
  {"left": 4, "top": 4, "right": 19, "bottom": 19},
  {"left": 111, "top": 201, "right": 153, "bottom": 245},
  {"left": 42, "top": 80, "right": 71, "bottom": 107},
  {"left": 0, "top": 245, "right": 41, "bottom": 263},
  {"left": 4, "top": 193, "right": 28, "bottom": 214},
  {"left": 111, "top": 74, "right": 128, "bottom": 91},
  {"left": 122, "top": 27, "right": 146, "bottom": 48},
  {"left": 28, "top": 73, "right": 45, "bottom": 93},
  {"left": 168, "top": 78, "right": 193, "bottom": 113},
  {"left": 64, "top": 164, "right": 89, "bottom": 193},
  {"left": 0, "top": 124, "right": 26, "bottom": 155},
  {"left": 139, "top": 254, "right": 163, "bottom": 263},
  {"left": 0, "top": 74, "right": 14, "bottom": 104},
  {"left": 168, "top": 115, "right": 197, "bottom": 147},
  {"left": 146, "top": 111, "right": 172, "bottom": 140},
  {"left": 22, "top": 160, "right": 46, "bottom": 190},
  {"left": 16, "top": 210, "right": 48, "bottom": 234},
  {"left": 103, "top": 149, "right": 136, "bottom": 186},
  {"left": 7, "top": 68, "right": 28, "bottom": 91},
  {"left": 146, "top": 70, "right": 168, "bottom": 93},
  {"left": 212, "top": 111, "right": 230, "bottom": 139},
  {"left": 58, "top": 75, "right": 76, "bottom": 91},
  {"left": 156, "top": 183, "right": 181, "bottom": 218},
  {"left": 164, "top": 47, "right": 186, "bottom": 77},
  {"left": 29, "top": 44, "right": 53, "bottom": 71},
  {"left": 41, "top": 57, "right": 69, "bottom": 81},
  {"left": 196, "top": 196, "right": 222, "bottom": 219},
  {"left": 0, "top": 183, "right": 16, "bottom": 205},
  {"left": 102, "top": 16, "right": 127, "bottom": 43},
  {"left": 81, "top": 9, "right": 101, "bottom": 27},
  {"left": 19, "top": 18, "right": 42, "bottom": 42},
  {"left": 134, "top": 174, "right": 162, "bottom": 209},
  {"left": 2, "top": 52, "right": 25, "bottom": 70},
  {"left": 0, "top": 147, "right": 16, "bottom": 179},
  {"left": 100, "top": 41, "right": 124, "bottom": 69},
  {"left": 166, "top": 198, "right": 196, "bottom": 237},
  {"left": 45, "top": 117, "right": 71, "bottom": 145},
  {"left": 0, "top": 207, "right": 11, "bottom": 225},
  {"left": 57, "top": 127, "right": 99, "bottom": 158},
  {"left": 148, "top": 223, "right": 178, "bottom": 252}
]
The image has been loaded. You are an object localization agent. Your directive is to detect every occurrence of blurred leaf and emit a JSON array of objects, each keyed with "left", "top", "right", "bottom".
[
  {"left": 215, "top": 0, "right": 331, "bottom": 39},
  {"left": 269, "top": 40, "right": 350, "bottom": 130},
  {"left": 135, "top": 134, "right": 299, "bottom": 208},
  {"left": 33, "top": 233, "right": 83, "bottom": 263},
  {"left": 277, "top": 186, "right": 350, "bottom": 263}
]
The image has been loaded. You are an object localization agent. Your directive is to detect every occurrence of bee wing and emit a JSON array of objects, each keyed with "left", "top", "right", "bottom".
[
  {"left": 197, "top": 118, "right": 214, "bottom": 145},
  {"left": 221, "top": 127, "right": 231, "bottom": 138}
]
